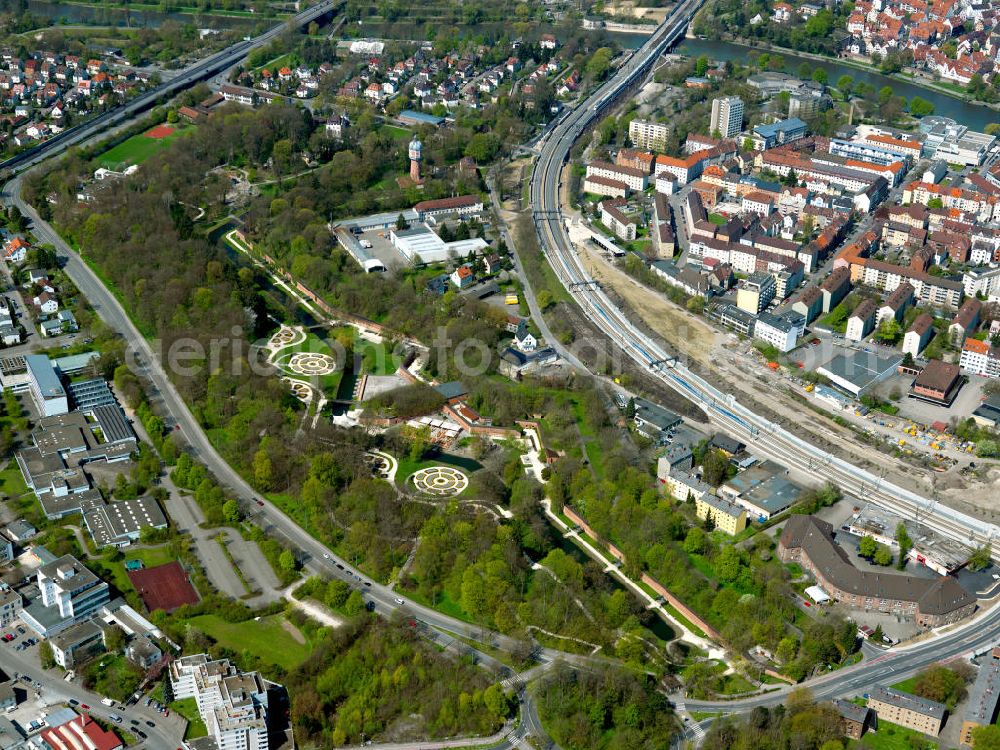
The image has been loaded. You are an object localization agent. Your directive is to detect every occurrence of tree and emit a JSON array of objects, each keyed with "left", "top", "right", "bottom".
[
  {"left": 683, "top": 527, "right": 706, "bottom": 554},
  {"left": 465, "top": 132, "right": 501, "bottom": 164},
  {"left": 694, "top": 55, "right": 709, "bottom": 77},
  {"left": 969, "top": 543, "right": 992, "bottom": 571},
  {"left": 585, "top": 48, "right": 613, "bottom": 80},
  {"left": 895, "top": 522, "right": 912, "bottom": 570},
  {"left": 875, "top": 318, "right": 902, "bottom": 345},
  {"left": 836, "top": 74, "right": 854, "bottom": 94},
  {"left": 483, "top": 684, "right": 509, "bottom": 719},
  {"left": 701, "top": 449, "right": 730, "bottom": 486},
  {"left": 811, "top": 68, "right": 828, "bottom": 85},
  {"left": 252, "top": 449, "right": 273, "bottom": 491},
  {"left": 39, "top": 641, "right": 55, "bottom": 669},
  {"left": 279, "top": 549, "right": 297, "bottom": 574},
  {"left": 344, "top": 589, "right": 365, "bottom": 616},
  {"left": 909, "top": 96, "right": 935, "bottom": 117},
  {"left": 222, "top": 499, "right": 240, "bottom": 524},
  {"left": 874, "top": 544, "right": 893, "bottom": 566},
  {"left": 396, "top": 213, "right": 409, "bottom": 231},
  {"left": 913, "top": 663, "right": 972, "bottom": 709},
  {"left": 871, "top": 624, "right": 884, "bottom": 643},
  {"left": 859, "top": 535, "right": 877, "bottom": 559},
  {"left": 536, "top": 289, "right": 554, "bottom": 310},
  {"left": 103, "top": 625, "right": 127, "bottom": 653},
  {"left": 973, "top": 725, "right": 1000, "bottom": 749}
]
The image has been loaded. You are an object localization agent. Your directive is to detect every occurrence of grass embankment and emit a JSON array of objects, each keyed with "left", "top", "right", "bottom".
[{"left": 187, "top": 613, "right": 313, "bottom": 671}]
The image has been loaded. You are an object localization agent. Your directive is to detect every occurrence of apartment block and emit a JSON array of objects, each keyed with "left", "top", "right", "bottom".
[
  {"left": 628, "top": 118, "right": 669, "bottom": 151},
  {"left": 867, "top": 686, "right": 946, "bottom": 737},
  {"left": 710, "top": 96, "right": 743, "bottom": 139}
]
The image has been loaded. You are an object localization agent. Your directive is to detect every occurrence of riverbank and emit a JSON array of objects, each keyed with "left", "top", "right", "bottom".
[
  {"left": 646, "top": 35, "right": 1000, "bottom": 129},
  {"left": 706, "top": 34, "right": 1000, "bottom": 112}
]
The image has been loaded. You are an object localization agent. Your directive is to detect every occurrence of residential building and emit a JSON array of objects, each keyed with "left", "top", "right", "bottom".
[
  {"left": 754, "top": 311, "right": 805, "bottom": 353},
  {"left": 628, "top": 119, "right": 669, "bottom": 151},
  {"left": 960, "top": 338, "right": 1000, "bottom": 378},
  {"left": 599, "top": 200, "right": 637, "bottom": 242},
  {"left": 170, "top": 655, "right": 279, "bottom": 750},
  {"left": 779, "top": 516, "right": 976, "bottom": 627},
  {"left": 514, "top": 320, "right": 537, "bottom": 352},
  {"left": 661, "top": 470, "right": 711, "bottom": 504},
  {"left": 710, "top": 96, "right": 744, "bottom": 139},
  {"left": 0, "top": 585, "right": 22, "bottom": 629},
  {"left": 450, "top": 266, "right": 475, "bottom": 289},
  {"left": 125, "top": 636, "right": 163, "bottom": 669},
  {"left": 834, "top": 700, "right": 873, "bottom": 740},
  {"left": 877, "top": 282, "right": 914, "bottom": 326},
  {"left": 846, "top": 299, "right": 877, "bottom": 342},
  {"left": 695, "top": 494, "right": 748, "bottom": 535},
  {"left": 949, "top": 298, "right": 982, "bottom": 346},
  {"left": 583, "top": 175, "right": 628, "bottom": 198},
  {"left": 586, "top": 161, "right": 648, "bottom": 192},
  {"left": 866, "top": 686, "right": 946, "bottom": 737},
  {"left": 792, "top": 285, "right": 823, "bottom": 324},
  {"left": 903, "top": 313, "right": 935, "bottom": 358},
  {"left": 960, "top": 648, "right": 1000, "bottom": 745},
  {"left": 821, "top": 267, "right": 851, "bottom": 313},
  {"left": 736, "top": 272, "right": 776, "bottom": 314}
]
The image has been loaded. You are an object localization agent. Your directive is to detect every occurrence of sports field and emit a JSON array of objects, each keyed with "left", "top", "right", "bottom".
[{"left": 98, "top": 123, "right": 191, "bottom": 169}]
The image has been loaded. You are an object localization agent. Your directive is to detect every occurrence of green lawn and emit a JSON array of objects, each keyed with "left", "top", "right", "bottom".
[
  {"left": 98, "top": 124, "right": 191, "bottom": 170},
  {"left": 269, "top": 332, "right": 345, "bottom": 396},
  {"left": 0, "top": 464, "right": 29, "bottom": 499},
  {"left": 379, "top": 124, "right": 412, "bottom": 141},
  {"left": 849, "top": 719, "right": 939, "bottom": 749},
  {"left": 354, "top": 337, "right": 402, "bottom": 376},
  {"left": 889, "top": 676, "right": 918, "bottom": 694},
  {"left": 170, "top": 697, "right": 207, "bottom": 740},
  {"left": 708, "top": 212, "right": 728, "bottom": 226},
  {"left": 187, "top": 614, "right": 313, "bottom": 671}
]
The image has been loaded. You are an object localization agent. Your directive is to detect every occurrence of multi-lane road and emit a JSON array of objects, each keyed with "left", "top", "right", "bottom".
[{"left": 0, "top": 0, "right": 339, "bottom": 177}]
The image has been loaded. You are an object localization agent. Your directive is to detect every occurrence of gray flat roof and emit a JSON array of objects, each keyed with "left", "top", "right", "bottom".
[
  {"left": 819, "top": 352, "right": 902, "bottom": 390},
  {"left": 25, "top": 355, "right": 65, "bottom": 399},
  {"left": 965, "top": 652, "right": 1000, "bottom": 725}
]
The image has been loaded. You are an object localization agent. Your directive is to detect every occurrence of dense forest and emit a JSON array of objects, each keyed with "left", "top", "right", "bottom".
[
  {"left": 287, "top": 616, "right": 508, "bottom": 746},
  {"left": 534, "top": 665, "right": 678, "bottom": 750},
  {"left": 704, "top": 690, "right": 848, "bottom": 750}
]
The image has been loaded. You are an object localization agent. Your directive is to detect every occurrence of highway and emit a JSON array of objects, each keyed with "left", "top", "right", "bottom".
[{"left": 0, "top": 0, "right": 339, "bottom": 177}]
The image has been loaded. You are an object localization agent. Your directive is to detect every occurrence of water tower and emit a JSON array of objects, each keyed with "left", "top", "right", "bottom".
[{"left": 408, "top": 136, "right": 423, "bottom": 184}]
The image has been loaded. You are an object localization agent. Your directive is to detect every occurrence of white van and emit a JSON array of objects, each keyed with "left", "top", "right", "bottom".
[{"left": 100, "top": 698, "right": 115, "bottom": 707}]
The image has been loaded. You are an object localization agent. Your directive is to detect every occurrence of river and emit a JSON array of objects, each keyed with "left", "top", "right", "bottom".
[
  {"left": 611, "top": 33, "right": 999, "bottom": 131},
  {"left": 25, "top": 0, "right": 263, "bottom": 29}
]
